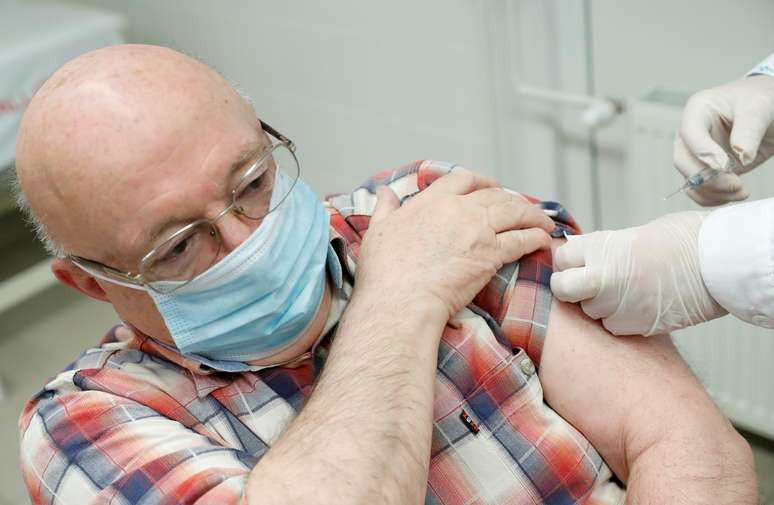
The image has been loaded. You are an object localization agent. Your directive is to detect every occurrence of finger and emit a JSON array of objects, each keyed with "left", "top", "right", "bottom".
[
  {"left": 680, "top": 93, "right": 730, "bottom": 170},
  {"left": 500, "top": 187, "right": 529, "bottom": 202},
  {"left": 495, "top": 228, "right": 551, "bottom": 264},
  {"left": 673, "top": 136, "right": 748, "bottom": 204},
  {"left": 600, "top": 312, "right": 647, "bottom": 337},
  {"left": 370, "top": 186, "right": 400, "bottom": 226},
  {"left": 730, "top": 97, "right": 774, "bottom": 166},
  {"left": 427, "top": 168, "right": 498, "bottom": 196},
  {"left": 580, "top": 294, "right": 616, "bottom": 321},
  {"left": 466, "top": 187, "right": 518, "bottom": 206},
  {"left": 552, "top": 234, "right": 592, "bottom": 271},
  {"left": 684, "top": 176, "right": 749, "bottom": 206},
  {"left": 486, "top": 200, "right": 555, "bottom": 233},
  {"left": 550, "top": 267, "right": 600, "bottom": 303}
]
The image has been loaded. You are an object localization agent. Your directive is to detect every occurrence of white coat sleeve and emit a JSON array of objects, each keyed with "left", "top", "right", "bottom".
[
  {"left": 698, "top": 197, "right": 774, "bottom": 328},
  {"left": 748, "top": 53, "right": 774, "bottom": 78}
]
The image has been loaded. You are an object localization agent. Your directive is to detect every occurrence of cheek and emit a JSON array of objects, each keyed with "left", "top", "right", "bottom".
[{"left": 99, "top": 282, "right": 173, "bottom": 343}]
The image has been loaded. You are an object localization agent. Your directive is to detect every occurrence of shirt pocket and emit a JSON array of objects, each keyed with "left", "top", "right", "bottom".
[{"left": 430, "top": 344, "right": 609, "bottom": 504}]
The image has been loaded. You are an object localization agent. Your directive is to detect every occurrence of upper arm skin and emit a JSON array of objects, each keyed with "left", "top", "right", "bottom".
[{"left": 538, "top": 240, "right": 753, "bottom": 485}]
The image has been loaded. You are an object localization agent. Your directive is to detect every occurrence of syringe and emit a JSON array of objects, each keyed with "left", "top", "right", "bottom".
[{"left": 664, "top": 155, "right": 741, "bottom": 200}]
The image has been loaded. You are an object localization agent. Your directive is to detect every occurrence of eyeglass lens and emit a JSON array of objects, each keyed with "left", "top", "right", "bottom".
[{"left": 142, "top": 144, "right": 299, "bottom": 290}]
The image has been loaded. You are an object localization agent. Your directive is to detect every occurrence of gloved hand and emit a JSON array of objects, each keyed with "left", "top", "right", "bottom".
[
  {"left": 675, "top": 75, "right": 774, "bottom": 206},
  {"left": 550, "top": 211, "right": 727, "bottom": 336}
]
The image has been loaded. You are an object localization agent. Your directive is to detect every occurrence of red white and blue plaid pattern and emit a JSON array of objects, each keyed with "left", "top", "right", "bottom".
[{"left": 19, "top": 160, "right": 624, "bottom": 504}]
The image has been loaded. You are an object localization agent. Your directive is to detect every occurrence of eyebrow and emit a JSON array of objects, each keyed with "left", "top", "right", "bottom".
[{"left": 143, "top": 142, "right": 264, "bottom": 249}]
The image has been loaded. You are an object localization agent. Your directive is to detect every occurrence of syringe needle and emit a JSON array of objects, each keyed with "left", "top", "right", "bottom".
[
  {"left": 663, "top": 183, "right": 688, "bottom": 200},
  {"left": 663, "top": 166, "right": 725, "bottom": 201}
]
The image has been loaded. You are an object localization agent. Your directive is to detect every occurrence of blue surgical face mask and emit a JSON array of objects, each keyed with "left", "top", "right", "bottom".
[{"left": 149, "top": 169, "right": 330, "bottom": 367}]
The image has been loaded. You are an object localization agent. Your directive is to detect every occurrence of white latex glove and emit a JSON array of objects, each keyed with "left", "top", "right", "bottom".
[
  {"left": 675, "top": 74, "right": 774, "bottom": 206},
  {"left": 550, "top": 211, "right": 727, "bottom": 336}
]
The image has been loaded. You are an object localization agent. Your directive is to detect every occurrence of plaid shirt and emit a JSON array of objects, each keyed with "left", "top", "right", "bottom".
[{"left": 19, "top": 160, "right": 625, "bottom": 505}]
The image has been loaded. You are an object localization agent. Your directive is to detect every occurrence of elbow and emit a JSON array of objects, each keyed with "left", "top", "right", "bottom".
[{"left": 625, "top": 423, "right": 759, "bottom": 504}]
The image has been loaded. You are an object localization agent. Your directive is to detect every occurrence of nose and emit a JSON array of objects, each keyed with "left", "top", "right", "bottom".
[{"left": 216, "top": 210, "right": 257, "bottom": 255}]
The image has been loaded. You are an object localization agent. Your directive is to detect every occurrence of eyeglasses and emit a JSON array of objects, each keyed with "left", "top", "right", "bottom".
[{"left": 69, "top": 120, "right": 300, "bottom": 294}]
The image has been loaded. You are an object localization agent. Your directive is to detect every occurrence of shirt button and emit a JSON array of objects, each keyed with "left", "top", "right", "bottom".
[{"left": 520, "top": 358, "right": 535, "bottom": 376}]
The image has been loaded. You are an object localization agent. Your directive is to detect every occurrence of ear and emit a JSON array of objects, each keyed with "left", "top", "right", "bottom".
[{"left": 51, "top": 258, "right": 110, "bottom": 302}]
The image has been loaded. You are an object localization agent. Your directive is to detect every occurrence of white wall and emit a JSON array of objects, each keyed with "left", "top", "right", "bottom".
[{"left": 63, "top": 0, "right": 503, "bottom": 198}]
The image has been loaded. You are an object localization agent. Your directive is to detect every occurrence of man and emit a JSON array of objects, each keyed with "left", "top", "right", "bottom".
[
  {"left": 15, "top": 45, "right": 756, "bottom": 505},
  {"left": 551, "top": 54, "right": 774, "bottom": 337}
]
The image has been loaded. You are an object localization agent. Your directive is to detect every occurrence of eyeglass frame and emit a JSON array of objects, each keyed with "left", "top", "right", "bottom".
[{"left": 68, "top": 120, "right": 299, "bottom": 293}]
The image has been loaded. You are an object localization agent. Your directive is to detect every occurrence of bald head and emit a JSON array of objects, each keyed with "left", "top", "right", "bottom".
[
  {"left": 16, "top": 44, "right": 258, "bottom": 258},
  {"left": 13, "top": 44, "right": 274, "bottom": 340}
]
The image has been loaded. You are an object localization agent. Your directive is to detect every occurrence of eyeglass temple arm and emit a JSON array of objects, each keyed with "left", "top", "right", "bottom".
[
  {"left": 69, "top": 256, "right": 147, "bottom": 290},
  {"left": 259, "top": 120, "right": 295, "bottom": 152}
]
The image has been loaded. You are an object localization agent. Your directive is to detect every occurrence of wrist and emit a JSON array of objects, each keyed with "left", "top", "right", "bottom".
[
  {"left": 349, "top": 282, "right": 450, "bottom": 329},
  {"left": 336, "top": 284, "right": 448, "bottom": 364}
]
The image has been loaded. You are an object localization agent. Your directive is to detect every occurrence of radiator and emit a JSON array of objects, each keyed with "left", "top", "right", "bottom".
[{"left": 627, "top": 89, "right": 774, "bottom": 440}]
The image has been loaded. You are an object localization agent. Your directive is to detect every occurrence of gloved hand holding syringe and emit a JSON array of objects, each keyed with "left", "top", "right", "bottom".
[{"left": 664, "top": 152, "right": 743, "bottom": 200}]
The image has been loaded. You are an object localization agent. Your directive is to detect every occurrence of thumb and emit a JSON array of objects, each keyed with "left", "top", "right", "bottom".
[
  {"left": 729, "top": 99, "right": 774, "bottom": 166},
  {"left": 370, "top": 186, "right": 400, "bottom": 225}
]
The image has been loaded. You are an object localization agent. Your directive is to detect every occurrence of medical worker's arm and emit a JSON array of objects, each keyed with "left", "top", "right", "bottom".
[
  {"left": 541, "top": 254, "right": 758, "bottom": 503},
  {"left": 247, "top": 170, "right": 555, "bottom": 505},
  {"left": 698, "top": 197, "right": 774, "bottom": 327}
]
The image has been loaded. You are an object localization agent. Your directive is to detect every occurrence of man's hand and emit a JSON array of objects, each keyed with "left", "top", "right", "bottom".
[
  {"left": 358, "top": 169, "right": 555, "bottom": 320},
  {"left": 675, "top": 74, "right": 774, "bottom": 206},
  {"left": 249, "top": 169, "right": 556, "bottom": 505},
  {"left": 550, "top": 211, "right": 727, "bottom": 335}
]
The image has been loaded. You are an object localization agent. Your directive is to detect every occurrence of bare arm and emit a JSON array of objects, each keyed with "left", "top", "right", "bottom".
[
  {"left": 247, "top": 292, "right": 444, "bottom": 504},
  {"left": 541, "top": 241, "right": 758, "bottom": 504}
]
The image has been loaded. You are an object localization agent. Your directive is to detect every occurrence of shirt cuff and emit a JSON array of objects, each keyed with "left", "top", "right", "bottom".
[
  {"left": 698, "top": 198, "right": 774, "bottom": 328},
  {"left": 747, "top": 53, "right": 774, "bottom": 78}
]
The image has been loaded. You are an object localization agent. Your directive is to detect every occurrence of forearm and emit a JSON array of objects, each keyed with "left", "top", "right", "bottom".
[
  {"left": 539, "top": 299, "right": 757, "bottom": 504},
  {"left": 246, "top": 289, "right": 444, "bottom": 505},
  {"left": 617, "top": 336, "right": 757, "bottom": 505}
]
